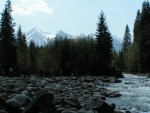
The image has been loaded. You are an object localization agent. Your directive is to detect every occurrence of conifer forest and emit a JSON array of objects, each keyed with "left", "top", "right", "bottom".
[{"left": 0, "top": 0, "right": 150, "bottom": 77}]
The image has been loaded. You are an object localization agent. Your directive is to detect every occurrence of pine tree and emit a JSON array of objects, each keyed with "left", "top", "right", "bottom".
[
  {"left": 140, "top": 1, "right": 150, "bottom": 72},
  {"left": 112, "top": 50, "right": 119, "bottom": 70},
  {"left": 16, "top": 25, "right": 28, "bottom": 68},
  {"left": 133, "top": 10, "right": 141, "bottom": 43},
  {"left": 122, "top": 25, "right": 132, "bottom": 71},
  {"left": 0, "top": 28, "right": 2, "bottom": 64},
  {"left": 60, "top": 37, "right": 71, "bottom": 75},
  {"left": 29, "top": 41, "right": 37, "bottom": 74},
  {"left": 132, "top": 1, "right": 150, "bottom": 73},
  {"left": 122, "top": 25, "right": 131, "bottom": 53},
  {"left": 132, "top": 10, "right": 141, "bottom": 72},
  {"left": 17, "top": 26, "right": 27, "bottom": 49},
  {"left": 95, "top": 11, "right": 113, "bottom": 73},
  {"left": 117, "top": 51, "right": 125, "bottom": 71},
  {"left": 0, "top": 43, "right": 2, "bottom": 65},
  {"left": 0, "top": 0, "right": 17, "bottom": 72}
]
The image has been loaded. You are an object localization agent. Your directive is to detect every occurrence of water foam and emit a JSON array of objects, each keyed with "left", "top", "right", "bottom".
[{"left": 105, "top": 74, "right": 150, "bottom": 113}]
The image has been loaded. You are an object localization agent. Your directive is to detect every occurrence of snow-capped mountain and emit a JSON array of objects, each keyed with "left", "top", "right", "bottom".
[
  {"left": 86, "top": 34, "right": 122, "bottom": 52},
  {"left": 26, "top": 28, "right": 122, "bottom": 51},
  {"left": 56, "top": 30, "right": 75, "bottom": 38},
  {"left": 26, "top": 27, "right": 55, "bottom": 46},
  {"left": 112, "top": 38, "right": 122, "bottom": 52},
  {"left": 112, "top": 35, "right": 123, "bottom": 42},
  {"left": 112, "top": 35, "right": 122, "bottom": 52}
]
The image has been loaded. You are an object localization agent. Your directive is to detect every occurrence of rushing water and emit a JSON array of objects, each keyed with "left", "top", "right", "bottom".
[{"left": 105, "top": 74, "right": 150, "bottom": 113}]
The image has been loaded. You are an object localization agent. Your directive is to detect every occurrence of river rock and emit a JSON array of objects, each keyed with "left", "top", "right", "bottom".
[
  {"left": 12, "top": 94, "right": 32, "bottom": 106},
  {"left": 0, "top": 86, "right": 5, "bottom": 93},
  {"left": 7, "top": 94, "right": 18, "bottom": 99},
  {"left": 0, "top": 110, "right": 8, "bottom": 113},
  {"left": 114, "top": 110, "right": 131, "bottom": 113},
  {"left": 61, "top": 110, "right": 77, "bottom": 113},
  {"left": 14, "top": 87, "right": 26, "bottom": 94},
  {"left": 63, "top": 97, "right": 81, "bottom": 109},
  {"left": 6, "top": 94, "right": 32, "bottom": 113},
  {"left": 22, "top": 92, "right": 57, "bottom": 113},
  {"left": 91, "top": 99, "right": 114, "bottom": 113},
  {"left": 109, "top": 92, "right": 122, "bottom": 98},
  {"left": 0, "top": 96, "right": 6, "bottom": 107},
  {"left": 21, "top": 90, "right": 30, "bottom": 96},
  {"left": 5, "top": 98, "right": 22, "bottom": 112},
  {"left": 110, "top": 78, "right": 122, "bottom": 83},
  {"left": 100, "top": 96, "right": 106, "bottom": 100},
  {"left": 83, "top": 78, "right": 95, "bottom": 83},
  {"left": 78, "top": 108, "right": 97, "bottom": 113},
  {"left": 5, "top": 94, "right": 32, "bottom": 113}
]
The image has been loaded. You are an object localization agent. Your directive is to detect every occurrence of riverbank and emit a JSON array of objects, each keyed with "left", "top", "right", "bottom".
[{"left": 0, "top": 75, "right": 128, "bottom": 113}]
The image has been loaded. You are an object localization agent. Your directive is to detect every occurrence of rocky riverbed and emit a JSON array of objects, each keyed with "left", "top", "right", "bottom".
[{"left": 0, "top": 75, "right": 129, "bottom": 113}]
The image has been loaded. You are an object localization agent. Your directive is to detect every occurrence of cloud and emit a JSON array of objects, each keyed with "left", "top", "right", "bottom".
[{"left": 12, "top": 0, "right": 53, "bottom": 16}]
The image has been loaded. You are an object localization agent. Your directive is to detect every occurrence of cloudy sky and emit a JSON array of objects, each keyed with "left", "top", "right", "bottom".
[{"left": 0, "top": 0, "right": 144, "bottom": 39}]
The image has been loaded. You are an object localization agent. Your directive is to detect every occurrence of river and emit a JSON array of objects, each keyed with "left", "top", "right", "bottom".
[{"left": 105, "top": 74, "right": 150, "bottom": 113}]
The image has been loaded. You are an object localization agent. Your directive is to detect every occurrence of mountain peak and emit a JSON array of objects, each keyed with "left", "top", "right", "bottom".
[
  {"left": 26, "top": 27, "right": 54, "bottom": 46},
  {"left": 32, "top": 27, "right": 43, "bottom": 33},
  {"left": 112, "top": 35, "right": 123, "bottom": 42},
  {"left": 56, "top": 30, "right": 75, "bottom": 38},
  {"left": 56, "top": 30, "right": 68, "bottom": 37}
]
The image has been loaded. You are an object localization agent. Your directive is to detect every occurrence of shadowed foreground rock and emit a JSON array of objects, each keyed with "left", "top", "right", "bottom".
[
  {"left": 0, "top": 110, "right": 8, "bottom": 113},
  {"left": 22, "top": 92, "right": 58, "bottom": 113},
  {"left": 91, "top": 99, "right": 114, "bottom": 113},
  {"left": 63, "top": 97, "right": 81, "bottom": 109},
  {"left": 5, "top": 94, "right": 32, "bottom": 113}
]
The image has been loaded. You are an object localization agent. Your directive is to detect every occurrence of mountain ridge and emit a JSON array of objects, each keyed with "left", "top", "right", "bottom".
[
  {"left": 26, "top": 27, "right": 55, "bottom": 46},
  {"left": 26, "top": 28, "right": 122, "bottom": 51}
]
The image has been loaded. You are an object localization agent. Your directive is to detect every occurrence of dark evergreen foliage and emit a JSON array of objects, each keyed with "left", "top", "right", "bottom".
[
  {"left": 132, "top": 1, "right": 150, "bottom": 73},
  {"left": 16, "top": 25, "right": 28, "bottom": 76},
  {"left": 117, "top": 51, "right": 125, "bottom": 71},
  {"left": 122, "top": 25, "right": 132, "bottom": 71},
  {"left": 122, "top": 25, "right": 131, "bottom": 53},
  {"left": 95, "top": 11, "right": 113, "bottom": 74},
  {"left": 59, "top": 37, "right": 71, "bottom": 75},
  {"left": 0, "top": 0, "right": 17, "bottom": 73},
  {"left": 29, "top": 41, "right": 37, "bottom": 74},
  {"left": 131, "top": 10, "right": 141, "bottom": 73},
  {"left": 51, "top": 35, "right": 97, "bottom": 76},
  {"left": 133, "top": 10, "right": 141, "bottom": 43}
]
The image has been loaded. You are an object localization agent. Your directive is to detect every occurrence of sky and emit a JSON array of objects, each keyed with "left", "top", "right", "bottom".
[{"left": 0, "top": 0, "right": 145, "bottom": 39}]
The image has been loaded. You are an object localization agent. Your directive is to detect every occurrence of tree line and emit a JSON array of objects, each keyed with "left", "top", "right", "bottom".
[
  {"left": 117, "top": 1, "right": 150, "bottom": 73},
  {"left": 0, "top": 0, "right": 150, "bottom": 77}
]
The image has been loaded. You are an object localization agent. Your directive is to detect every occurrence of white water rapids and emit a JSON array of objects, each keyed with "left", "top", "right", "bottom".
[{"left": 105, "top": 74, "right": 150, "bottom": 113}]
